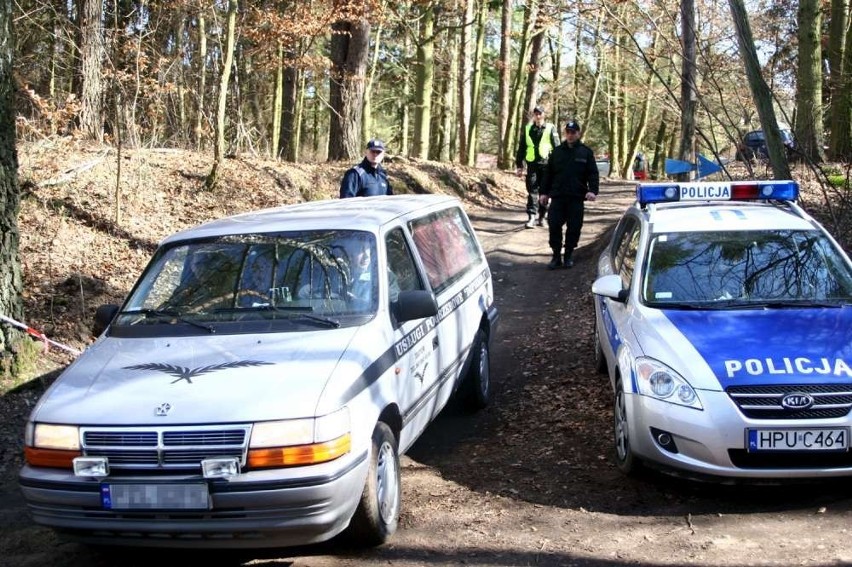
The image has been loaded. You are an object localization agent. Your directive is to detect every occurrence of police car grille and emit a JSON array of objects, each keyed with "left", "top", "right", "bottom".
[
  {"left": 81, "top": 426, "right": 250, "bottom": 472},
  {"left": 727, "top": 384, "right": 852, "bottom": 420}
]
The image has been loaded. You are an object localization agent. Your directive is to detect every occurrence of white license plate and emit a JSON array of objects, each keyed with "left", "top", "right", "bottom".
[
  {"left": 679, "top": 182, "right": 731, "bottom": 201},
  {"left": 747, "top": 428, "right": 849, "bottom": 452},
  {"left": 101, "top": 483, "right": 210, "bottom": 510}
]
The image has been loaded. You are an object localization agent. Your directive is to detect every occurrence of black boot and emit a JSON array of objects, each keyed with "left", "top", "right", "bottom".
[
  {"left": 536, "top": 213, "right": 545, "bottom": 227},
  {"left": 564, "top": 250, "right": 574, "bottom": 268},
  {"left": 547, "top": 252, "right": 562, "bottom": 270}
]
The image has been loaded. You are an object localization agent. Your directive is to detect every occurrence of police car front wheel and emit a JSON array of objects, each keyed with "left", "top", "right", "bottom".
[{"left": 614, "top": 376, "right": 641, "bottom": 476}]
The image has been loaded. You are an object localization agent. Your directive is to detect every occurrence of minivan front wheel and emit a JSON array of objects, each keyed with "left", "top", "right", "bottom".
[
  {"left": 463, "top": 329, "right": 490, "bottom": 411},
  {"left": 348, "top": 422, "right": 400, "bottom": 546}
]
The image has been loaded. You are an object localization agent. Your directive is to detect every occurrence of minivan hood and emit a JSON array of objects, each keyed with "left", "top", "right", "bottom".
[
  {"left": 31, "top": 329, "right": 360, "bottom": 425},
  {"left": 661, "top": 308, "right": 852, "bottom": 389}
]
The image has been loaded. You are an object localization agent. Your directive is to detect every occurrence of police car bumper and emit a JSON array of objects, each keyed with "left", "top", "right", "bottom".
[
  {"left": 627, "top": 391, "right": 852, "bottom": 480},
  {"left": 18, "top": 451, "right": 369, "bottom": 549}
]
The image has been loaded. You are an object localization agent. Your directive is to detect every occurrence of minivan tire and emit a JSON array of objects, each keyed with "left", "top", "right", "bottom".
[
  {"left": 463, "top": 329, "right": 491, "bottom": 411},
  {"left": 347, "top": 422, "right": 400, "bottom": 546}
]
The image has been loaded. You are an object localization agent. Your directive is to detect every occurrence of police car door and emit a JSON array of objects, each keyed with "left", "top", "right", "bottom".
[
  {"left": 385, "top": 228, "right": 441, "bottom": 451},
  {"left": 600, "top": 216, "right": 641, "bottom": 366}
]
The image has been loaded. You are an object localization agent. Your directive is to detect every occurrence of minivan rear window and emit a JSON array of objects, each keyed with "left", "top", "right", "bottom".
[{"left": 409, "top": 207, "right": 484, "bottom": 294}]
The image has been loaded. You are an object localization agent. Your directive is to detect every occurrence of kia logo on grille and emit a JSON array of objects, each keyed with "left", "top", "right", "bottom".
[{"left": 781, "top": 392, "right": 814, "bottom": 410}]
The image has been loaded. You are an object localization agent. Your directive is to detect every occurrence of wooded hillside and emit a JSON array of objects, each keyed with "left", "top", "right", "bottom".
[{"left": 11, "top": 0, "right": 852, "bottom": 179}]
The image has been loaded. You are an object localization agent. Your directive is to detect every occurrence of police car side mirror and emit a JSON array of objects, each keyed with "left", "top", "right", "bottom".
[
  {"left": 394, "top": 290, "right": 438, "bottom": 322},
  {"left": 92, "top": 304, "right": 120, "bottom": 337},
  {"left": 591, "top": 275, "right": 628, "bottom": 304}
]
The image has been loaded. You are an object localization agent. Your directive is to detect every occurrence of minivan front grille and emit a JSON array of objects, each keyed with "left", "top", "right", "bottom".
[
  {"left": 727, "top": 384, "right": 852, "bottom": 420},
  {"left": 81, "top": 425, "right": 251, "bottom": 472}
]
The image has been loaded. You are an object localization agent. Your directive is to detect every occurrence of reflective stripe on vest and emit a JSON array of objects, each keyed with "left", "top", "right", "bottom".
[{"left": 525, "top": 123, "right": 555, "bottom": 162}]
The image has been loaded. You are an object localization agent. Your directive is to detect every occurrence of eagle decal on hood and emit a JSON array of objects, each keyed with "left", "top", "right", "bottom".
[{"left": 124, "top": 360, "right": 274, "bottom": 384}]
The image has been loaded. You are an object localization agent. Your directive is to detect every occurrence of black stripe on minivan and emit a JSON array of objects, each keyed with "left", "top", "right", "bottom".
[{"left": 340, "top": 267, "right": 491, "bottom": 404}]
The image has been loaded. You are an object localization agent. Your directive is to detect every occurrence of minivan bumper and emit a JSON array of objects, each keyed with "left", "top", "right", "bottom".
[{"left": 18, "top": 451, "right": 369, "bottom": 549}]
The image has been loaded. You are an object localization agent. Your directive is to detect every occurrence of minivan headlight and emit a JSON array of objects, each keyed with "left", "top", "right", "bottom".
[
  {"left": 634, "top": 358, "right": 702, "bottom": 409},
  {"left": 248, "top": 407, "right": 351, "bottom": 468},
  {"left": 24, "top": 423, "right": 82, "bottom": 469},
  {"left": 31, "top": 423, "right": 80, "bottom": 450}
]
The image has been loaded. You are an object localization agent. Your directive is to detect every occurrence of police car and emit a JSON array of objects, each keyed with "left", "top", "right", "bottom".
[{"left": 592, "top": 180, "right": 852, "bottom": 480}]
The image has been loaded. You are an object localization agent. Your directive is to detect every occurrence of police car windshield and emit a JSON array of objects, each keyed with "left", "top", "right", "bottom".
[
  {"left": 642, "top": 229, "right": 852, "bottom": 308},
  {"left": 115, "top": 230, "right": 378, "bottom": 331}
]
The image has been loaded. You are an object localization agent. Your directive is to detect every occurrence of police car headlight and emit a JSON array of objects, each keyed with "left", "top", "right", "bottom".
[{"left": 635, "top": 358, "right": 702, "bottom": 409}]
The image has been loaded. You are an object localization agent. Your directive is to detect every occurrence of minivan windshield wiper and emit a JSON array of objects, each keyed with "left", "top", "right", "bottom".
[
  {"left": 212, "top": 304, "right": 341, "bottom": 328},
  {"left": 120, "top": 308, "right": 216, "bottom": 333}
]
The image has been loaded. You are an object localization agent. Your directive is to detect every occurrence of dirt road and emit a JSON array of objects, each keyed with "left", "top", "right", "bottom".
[{"left": 4, "top": 179, "right": 852, "bottom": 567}]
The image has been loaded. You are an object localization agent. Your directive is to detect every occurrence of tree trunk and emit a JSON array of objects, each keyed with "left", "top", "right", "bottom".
[
  {"left": 728, "top": 0, "right": 791, "bottom": 179},
  {"left": 496, "top": 0, "right": 512, "bottom": 169},
  {"left": 795, "top": 0, "right": 825, "bottom": 163},
  {"left": 363, "top": 22, "right": 383, "bottom": 144},
  {"left": 328, "top": 17, "right": 370, "bottom": 161},
  {"left": 832, "top": 4, "right": 852, "bottom": 161},
  {"left": 272, "top": 44, "right": 283, "bottom": 159},
  {"left": 457, "top": 0, "right": 473, "bottom": 162},
  {"left": 78, "top": 0, "right": 104, "bottom": 141},
  {"left": 195, "top": 8, "right": 207, "bottom": 151},
  {"left": 465, "top": 0, "right": 487, "bottom": 166},
  {"left": 651, "top": 113, "right": 668, "bottom": 179},
  {"left": 826, "top": 0, "right": 848, "bottom": 160},
  {"left": 523, "top": 3, "right": 544, "bottom": 117},
  {"left": 581, "top": 10, "right": 605, "bottom": 127},
  {"left": 205, "top": 0, "right": 238, "bottom": 191},
  {"left": 677, "top": 0, "right": 697, "bottom": 180},
  {"left": 440, "top": 16, "right": 458, "bottom": 163},
  {"left": 0, "top": 0, "right": 24, "bottom": 359},
  {"left": 412, "top": 4, "right": 435, "bottom": 160},
  {"left": 400, "top": 32, "right": 411, "bottom": 157},
  {"left": 505, "top": 1, "right": 535, "bottom": 171}
]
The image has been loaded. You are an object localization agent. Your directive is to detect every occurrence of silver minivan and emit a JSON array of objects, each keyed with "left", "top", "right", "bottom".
[{"left": 19, "top": 194, "right": 499, "bottom": 549}]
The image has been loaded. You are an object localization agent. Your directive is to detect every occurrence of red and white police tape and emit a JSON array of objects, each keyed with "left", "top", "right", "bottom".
[{"left": 0, "top": 314, "right": 82, "bottom": 355}]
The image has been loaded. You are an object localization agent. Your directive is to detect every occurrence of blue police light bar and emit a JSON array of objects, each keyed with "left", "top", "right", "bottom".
[{"left": 636, "top": 180, "right": 799, "bottom": 206}]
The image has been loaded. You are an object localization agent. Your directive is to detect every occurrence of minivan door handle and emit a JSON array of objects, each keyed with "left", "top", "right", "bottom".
[{"left": 433, "top": 337, "right": 439, "bottom": 348}]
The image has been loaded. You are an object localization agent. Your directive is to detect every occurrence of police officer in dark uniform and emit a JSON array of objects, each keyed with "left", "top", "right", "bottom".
[
  {"left": 516, "top": 106, "right": 561, "bottom": 228},
  {"left": 540, "top": 120, "right": 599, "bottom": 270},
  {"left": 339, "top": 139, "right": 394, "bottom": 198}
]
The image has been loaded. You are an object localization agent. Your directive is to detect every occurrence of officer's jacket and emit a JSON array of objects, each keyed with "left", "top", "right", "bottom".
[
  {"left": 515, "top": 123, "right": 561, "bottom": 167},
  {"left": 339, "top": 158, "right": 393, "bottom": 198},
  {"left": 541, "top": 141, "right": 600, "bottom": 199}
]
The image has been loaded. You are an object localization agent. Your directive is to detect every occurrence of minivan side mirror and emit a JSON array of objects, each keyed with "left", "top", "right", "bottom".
[
  {"left": 394, "top": 290, "right": 438, "bottom": 322},
  {"left": 93, "top": 304, "right": 120, "bottom": 337}
]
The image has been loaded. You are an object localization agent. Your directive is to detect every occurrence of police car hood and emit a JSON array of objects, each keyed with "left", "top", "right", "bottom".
[
  {"left": 640, "top": 308, "right": 852, "bottom": 389},
  {"left": 31, "top": 329, "right": 361, "bottom": 425}
]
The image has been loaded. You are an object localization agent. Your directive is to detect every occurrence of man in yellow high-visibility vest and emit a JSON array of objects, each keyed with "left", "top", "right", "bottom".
[{"left": 516, "top": 106, "right": 561, "bottom": 228}]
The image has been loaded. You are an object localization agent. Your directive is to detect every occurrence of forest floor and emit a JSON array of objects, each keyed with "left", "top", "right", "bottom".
[{"left": 2, "top": 138, "right": 852, "bottom": 566}]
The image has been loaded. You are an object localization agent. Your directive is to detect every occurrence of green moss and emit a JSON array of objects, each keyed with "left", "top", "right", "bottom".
[
  {"left": 827, "top": 174, "right": 847, "bottom": 188},
  {"left": 1, "top": 336, "right": 43, "bottom": 395}
]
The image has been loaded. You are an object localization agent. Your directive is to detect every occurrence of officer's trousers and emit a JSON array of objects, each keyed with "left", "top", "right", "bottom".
[{"left": 547, "top": 196, "right": 585, "bottom": 256}]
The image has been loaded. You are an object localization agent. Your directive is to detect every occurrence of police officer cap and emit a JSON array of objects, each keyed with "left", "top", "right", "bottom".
[
  {"left": 532, "top": 106, "right": 545, "bottom": 115},
  {"left": 565, "top": 120, "right": 581, "bottom": 132},
  {"left": 366, "top": 139, "right": 386, "bottom": 152}
]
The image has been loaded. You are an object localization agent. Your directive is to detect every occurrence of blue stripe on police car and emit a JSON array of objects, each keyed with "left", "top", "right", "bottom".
[{"left": 661, "top": 308, "right": 852, "bottom": 388}]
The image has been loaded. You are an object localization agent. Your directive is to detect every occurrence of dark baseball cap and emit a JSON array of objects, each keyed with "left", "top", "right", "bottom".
[
  {"left": 532, "top": 106, "right": 544, "bottom": 115},
  {"left": 366, "top": 139, "right": 386, "bottom": 152},
  {"left": 565, "top": 120, "right": 581, "bottom": 132}
]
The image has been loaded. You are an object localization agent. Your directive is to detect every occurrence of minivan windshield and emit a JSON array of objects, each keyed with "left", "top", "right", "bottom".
[
  {"left": 115, "top": 230, "right": 378, "bottom": 331},
  {"left": 642, "top": 230, "right": 852, "bottom": 308}
]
